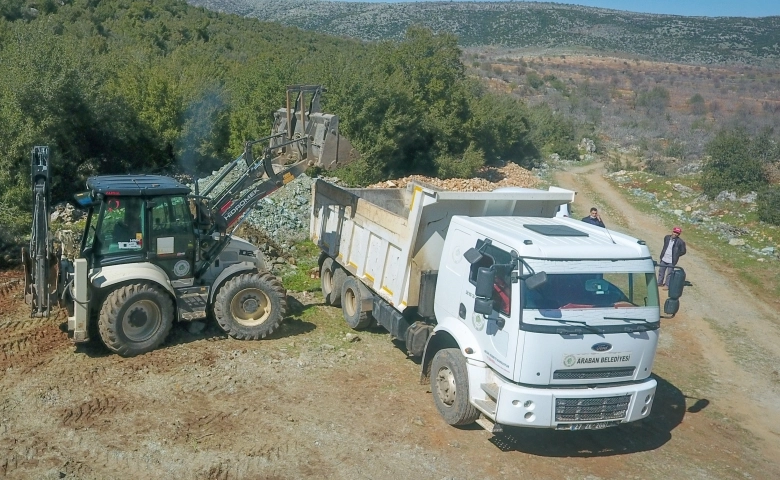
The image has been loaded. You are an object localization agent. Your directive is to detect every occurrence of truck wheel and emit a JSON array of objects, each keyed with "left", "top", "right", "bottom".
[
  {"left": 214, "top": 271, "right": 287, "bottom": 340},
  {"left": 98, "top": 283, "right": 174, "bottom": 357},
  {"left": 430, "top": 348, "right": 480, "bottom": 426},
  {"left": 341, "top": 276, "right": 372, "bottom": 330},
  {"left": 331, "top": 268, "right": 347, "bottom": 307},
  {"left": 320, "top": 257, "right": 345, "bottom": 306}
]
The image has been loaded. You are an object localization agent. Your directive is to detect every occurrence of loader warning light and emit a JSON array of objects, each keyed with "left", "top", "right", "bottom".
[{"left": 73, "top": 191, "right": 96, "bottom": 207}]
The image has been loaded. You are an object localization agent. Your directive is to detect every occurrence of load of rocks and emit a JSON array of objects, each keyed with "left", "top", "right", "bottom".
[{"left": 366, "top": 162, "right": 539, "bottom": 191}]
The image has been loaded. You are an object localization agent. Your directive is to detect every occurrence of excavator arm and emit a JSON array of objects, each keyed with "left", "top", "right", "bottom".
[{"left": 21, "top": 146, "right": 60, "bottom": 317}]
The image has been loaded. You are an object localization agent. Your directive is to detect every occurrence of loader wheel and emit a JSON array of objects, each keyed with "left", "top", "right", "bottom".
[
  {"left": 341, "top": 276, "right": 372, "bottom": 330},
  {"left": 430, "top": 348, "right": 480, "bottom": 426},
  {"left": 99, "top": 283, "right": 174, "bottom": 357},
  {"left": 320, "top": 257, "right": 346, "bottom": 306},
  {"left": 214, "top": 271, "right": 287, "bottom": 340}
]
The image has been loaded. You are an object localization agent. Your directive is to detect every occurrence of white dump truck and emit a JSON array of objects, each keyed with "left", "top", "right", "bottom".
[{"left": 311, "top": 179, "right": 683, "bottom": 432}]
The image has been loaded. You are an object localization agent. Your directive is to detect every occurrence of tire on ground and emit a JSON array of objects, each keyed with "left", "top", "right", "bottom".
[
  {"left": 320, "top": 257, "right": 341, "bottom": 306},
  {"left": 330, "top": 266, "right": 347, "bottom": 307},
  {"left": 430, "top": 348, "right": 480, "bottom": 426},
  {"left": 213, "top": 271, "right": 287, "bottom": 340},
  {"left": 98, "top": 282, "right": 174, "bottom": 357},
  {"left": 341, "top": 276, "right": 373, "bottom": 330}
]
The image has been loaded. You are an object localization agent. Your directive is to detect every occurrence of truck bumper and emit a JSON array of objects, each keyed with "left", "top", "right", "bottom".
[{"left": 493, "top": 377, "right": 657, "bottom": 429}]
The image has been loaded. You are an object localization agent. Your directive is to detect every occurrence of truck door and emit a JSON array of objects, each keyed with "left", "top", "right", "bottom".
[{"left": 461, "top": 239, "right": 519, "bottom": 379}]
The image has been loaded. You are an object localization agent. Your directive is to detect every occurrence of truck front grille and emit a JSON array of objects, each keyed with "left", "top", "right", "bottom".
[
  {"left": 555, "top": 395, "right": 631, "bottom": 422},
  {"left": 553, "top": 367, "right": 635, "bottom": 380}
]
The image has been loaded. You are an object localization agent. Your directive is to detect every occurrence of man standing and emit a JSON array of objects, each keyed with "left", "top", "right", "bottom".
[
  {"left": 658, "top": 227, "right": 686, "bottom": 289},
  {"left": 582, "top": 207, "right": 605, "bottom": 228}
]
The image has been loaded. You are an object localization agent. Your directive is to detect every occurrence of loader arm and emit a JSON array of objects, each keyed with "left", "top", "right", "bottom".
[
  {"left": 194, "top": 136, "right": 309, "bottom": 279},
  {"left": 194, "top": 84, "right": 357, "bottom": 279}
]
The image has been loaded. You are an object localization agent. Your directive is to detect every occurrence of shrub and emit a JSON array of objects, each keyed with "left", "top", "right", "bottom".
[
  {"left": 701, "top": 128, "right": 769, "bottom": 197},
  {"left": 434, "top": 144, "right": 485, "bottom": 179},
  {"left": 526, "top": 71, "right": 544, "bottom": 89},
  {"left": 636, "top": 86, "right": 670, "bottom": 114},
  {"left": 688, "top": 93, "right": 707, "bottom": 115},
  {"left": 757, "top": 186, "right": 780, "bottom": 225},
  {"left": 664, "top": 140, "right": 686, "bottom": 160}
]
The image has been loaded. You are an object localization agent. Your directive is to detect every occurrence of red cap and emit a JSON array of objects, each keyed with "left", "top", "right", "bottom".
[{"left": 672, "top": 227, "right": 682, "bottom": 234}]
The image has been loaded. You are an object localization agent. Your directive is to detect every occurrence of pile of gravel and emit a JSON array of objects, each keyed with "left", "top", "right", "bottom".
[
  {"left": 244, "top": 175, "right": 314, "bottom": 245},
  {"left": 194, "top": 162, "right": 317, "bottom": 248}
]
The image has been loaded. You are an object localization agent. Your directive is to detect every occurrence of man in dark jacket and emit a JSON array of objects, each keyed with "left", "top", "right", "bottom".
[
  {"left": 582, "top": 207, "right": 605, "bottom": 228},
  {"left": 658, "top": 226, "right": 686, "bottom": 289}
]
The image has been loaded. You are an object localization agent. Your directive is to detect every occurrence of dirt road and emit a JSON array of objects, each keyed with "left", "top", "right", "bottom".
[{"left": 1, "top": 164, "right": 779, "bottom": 479}]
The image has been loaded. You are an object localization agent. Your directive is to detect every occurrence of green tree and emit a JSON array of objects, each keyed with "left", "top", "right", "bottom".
[
  {"left": 701, "top": 128, "right": 769, "bottom": 197},
  {"left": 526, "top": 104, "right": 578, "bottom": 160}
]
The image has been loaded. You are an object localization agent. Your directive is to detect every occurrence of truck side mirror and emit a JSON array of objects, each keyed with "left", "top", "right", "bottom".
[
  {"left": 473, "top": 267, "right": 495, "bottom": 316},
  {"left": 474, "top": 297, "right": 494, "bottom": 316},
  {"left": 666, "top": 267, "right": 686, "bottom": 300},
  {"left": 525, "top": 271, "right": 548, "bottom": 290},
  {"left": 475, "top": 267, "right": 495, "bottom": 298},
  {"left": 663, "top": 298, "right": 680, "bottom": 316}
]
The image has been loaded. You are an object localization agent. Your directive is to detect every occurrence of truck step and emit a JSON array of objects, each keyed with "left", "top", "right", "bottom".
[
  {"left": 474, "top": 398, "right": 497, "bottom": 416},
  {"left": 480, "top": 382, "right": 499, "bottom": 400},
  {"left": 476, "top": 416, "right": 503, "bottom": 434}
]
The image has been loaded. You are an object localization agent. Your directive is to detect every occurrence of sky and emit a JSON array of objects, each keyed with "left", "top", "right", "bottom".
[{"left": 328, "top": 1, "right": 780, "bottom": 18}]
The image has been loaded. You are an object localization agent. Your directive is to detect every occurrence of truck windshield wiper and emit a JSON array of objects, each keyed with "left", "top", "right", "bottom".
[
  {"left": 603, "top": 316, "right": 652, "bottom": 323},
  {"left": 534, "top": 317, "right": 601, "bottom": 334}
]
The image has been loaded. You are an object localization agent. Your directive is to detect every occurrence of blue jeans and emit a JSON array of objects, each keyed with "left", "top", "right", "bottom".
[{"left": 658, "top": 261, "right": 674, "bottom": 286}]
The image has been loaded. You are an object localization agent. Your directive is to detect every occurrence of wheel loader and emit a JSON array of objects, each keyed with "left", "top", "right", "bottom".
[{"left": 21, "top": 85, "right": 357, "bottom": 356}]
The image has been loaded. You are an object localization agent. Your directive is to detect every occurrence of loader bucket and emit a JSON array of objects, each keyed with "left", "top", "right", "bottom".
[{"left": 269, "top": 85, "right": 359, "bottom": 170}]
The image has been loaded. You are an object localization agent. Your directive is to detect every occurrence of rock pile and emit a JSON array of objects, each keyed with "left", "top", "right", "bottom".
[
  {"left": 366, "top": 162, "right": 539, "bottom": 191},
  {"left": 50, "top": 203, "right": 84, "bottom": 224}
]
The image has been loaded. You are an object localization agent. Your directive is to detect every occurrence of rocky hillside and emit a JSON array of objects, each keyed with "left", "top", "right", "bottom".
[{"left": 186, "top": 0, "right": 780, "bottom": 65}]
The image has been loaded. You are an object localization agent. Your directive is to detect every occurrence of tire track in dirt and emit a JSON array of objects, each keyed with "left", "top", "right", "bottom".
[
  {"left": 61, "top": 395, "right": 134, "bottom": 427},
  {"left": 0, "top": 313, "right": 70, "bottom": 371},
  {"left": 556, "top": 162, "right": 780, "bottom": 459}
]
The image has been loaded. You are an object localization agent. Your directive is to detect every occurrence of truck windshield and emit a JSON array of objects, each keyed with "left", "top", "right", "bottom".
[{"left": 522, "top": 272, "right": 659, "bottom": 309}]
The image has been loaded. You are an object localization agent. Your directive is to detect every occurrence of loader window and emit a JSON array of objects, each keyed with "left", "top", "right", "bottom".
[
  {"left": 96, "top": 197, "right": 145, "bottom": 255},
  {"left": 150, "top": 195, "right": 194, "bottom": 256},
  {"left": 150, "top": 196, "right": 192, "bottom": 236}
]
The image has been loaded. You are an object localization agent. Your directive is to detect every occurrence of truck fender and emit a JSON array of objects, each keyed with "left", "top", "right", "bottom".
[
  {"left": 91, "top": 263, "right": 175, "bottom": 296},
  {"left": 420, "top": 319, "right": 483, "bottom": 383},
  {"left": 208, "top": 261, "right": 258, "bottom": 303}
]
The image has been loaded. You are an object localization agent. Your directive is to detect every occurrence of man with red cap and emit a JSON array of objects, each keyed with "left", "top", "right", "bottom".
[{"left": 658, "top": 226, "right": 686, "bottom": 289}]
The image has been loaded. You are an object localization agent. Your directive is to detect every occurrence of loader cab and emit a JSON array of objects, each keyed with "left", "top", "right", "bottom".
[{"left": 78, "top": 175, "right": 195, "bottom": 275}]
